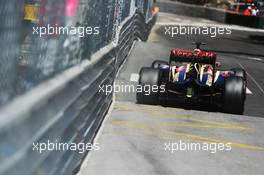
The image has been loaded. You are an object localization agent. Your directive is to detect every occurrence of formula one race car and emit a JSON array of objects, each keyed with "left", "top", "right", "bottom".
[{"left": 136, "top": 42, "right": 247, "bottom": 114}]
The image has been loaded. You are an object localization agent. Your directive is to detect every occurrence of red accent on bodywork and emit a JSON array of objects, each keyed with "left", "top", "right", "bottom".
[
  {"left": 176, "top": 65, "right": 186, "bottom": 72},
  {"left": 170, "top": 49, "right": 216, "bottom": 59},
  {"left": 221, "top": 71, "right": 231, "bottom": 77},
  {"left": 207, "top": 67, "right": 213, "bottom": 75}
]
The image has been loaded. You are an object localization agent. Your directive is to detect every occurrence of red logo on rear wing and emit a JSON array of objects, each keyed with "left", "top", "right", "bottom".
[
  {"left": 170, "top": 50, "right": 217, "bottom": 65},
  {"left": 171, "top": 50, "right": 216, "bottom": 59}
]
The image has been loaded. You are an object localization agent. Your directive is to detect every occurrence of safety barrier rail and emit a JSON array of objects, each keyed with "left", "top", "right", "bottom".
[
  {"left": 0, "top": 6, "right": 156, "bottom": 175},
  {"left": 156, "top": 0, "right": 264, "bottom": 29}
]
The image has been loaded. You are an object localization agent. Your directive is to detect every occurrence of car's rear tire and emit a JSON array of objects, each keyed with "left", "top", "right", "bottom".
[
  {"left": 136, "top": 67, "right": 161, "bottom": 104},
  {"left": 231, "top": 68, "right": 247, "bottom": 99},
  {"left": 152, "top": 60, "right": 168, "bottom": 69},
  {"left": 223, "top": 76, "right": 245, "bottom": 115}
]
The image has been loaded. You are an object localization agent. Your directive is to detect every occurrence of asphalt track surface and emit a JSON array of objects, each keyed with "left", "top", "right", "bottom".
[{"left": 79, "top": 13, "right": 264, "bottom": 175}]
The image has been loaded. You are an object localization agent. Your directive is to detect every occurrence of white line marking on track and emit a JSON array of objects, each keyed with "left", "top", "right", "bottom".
[
  {"left": 246, "top": 88, "right": 253, "bottom": 95},
  {"left": 130, "top": 73, "right": 139, "bottom": 82},
  {"left": 238, "top": 62, "right": 264, "bottom": 95},
  {"left": 247, "top": 57, "right": 263, "bottom": 61}
]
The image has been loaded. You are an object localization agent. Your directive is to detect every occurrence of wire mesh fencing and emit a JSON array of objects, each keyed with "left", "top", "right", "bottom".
[
  {"left": 0, "top": 0, "right": 24, "bottom": 105},
  {"left": 0, "top": 0, "right": 154, "bottom": 106}
]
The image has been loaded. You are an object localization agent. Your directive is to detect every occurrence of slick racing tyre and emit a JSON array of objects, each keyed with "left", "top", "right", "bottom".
[
  {"left": 136, "top": 67, "right": 161, "bottom": 105},
  {"left": 231, "top": 68, "right": 247, "bottom": 99},
  {"left": 223, "top": 76, "right": 245, "bottom": 115},
  {"left": 152, "top": 60, "right": 168, "bottom": 69},
  {"left": 231, "top": 68, "right": 246, "bottom": 81}
]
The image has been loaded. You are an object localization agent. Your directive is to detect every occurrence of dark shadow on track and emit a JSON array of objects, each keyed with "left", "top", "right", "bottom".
[
  {"left": 157, "top": 99, "right": 219, "bottom": 113},
  {"left": 248, "top": 35, "right": 264, "bottom": 44}
]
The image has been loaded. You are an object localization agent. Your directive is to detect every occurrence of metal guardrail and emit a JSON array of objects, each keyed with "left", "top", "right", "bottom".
[
  {"left": 157, "top": 0, "right": 264, "bottom": 29},
  {"left": 225, "top": 12, "right": 264, "bottom": 28},
  {"left": 156, "top": 0, "right": 226, "bottom": 23},
  {"left": 0, "top": 0, "right": 155, "bottom": 106},
  {"left": 0, "top": 7, "right": 156, "bottom": 175}
]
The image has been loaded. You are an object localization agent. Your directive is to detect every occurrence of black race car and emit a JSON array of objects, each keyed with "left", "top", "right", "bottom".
[{"left": 136, "top": 42, "right": 247, "bottom": 114}]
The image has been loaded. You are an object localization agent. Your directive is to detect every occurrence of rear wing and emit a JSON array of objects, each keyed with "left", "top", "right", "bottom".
[{"left": 170, "top": 50, "right": 216, "bottom": 65}]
